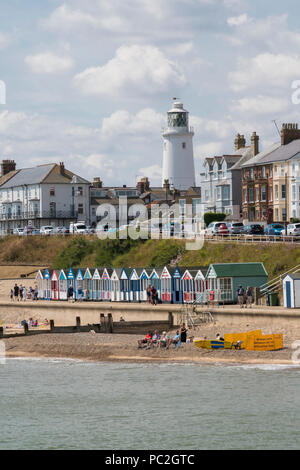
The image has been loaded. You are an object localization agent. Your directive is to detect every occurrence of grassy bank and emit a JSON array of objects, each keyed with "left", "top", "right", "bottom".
[{"left": 0, "top": 235, "right": 299, "bottom": 279}]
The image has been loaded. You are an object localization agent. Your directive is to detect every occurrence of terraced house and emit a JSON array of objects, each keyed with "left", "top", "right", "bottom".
[
  {"left": 199, "top": 133, "right": 255, "bottom": 220},
  {"left": 0, "top": 161, "right": 90, "bottom": 234},
  {"left": 242, "top": 124, "right": 300, "bottom": 224}
]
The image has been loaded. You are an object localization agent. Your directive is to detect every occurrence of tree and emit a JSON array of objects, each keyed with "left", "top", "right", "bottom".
[{"left": 204, "top": 212, "right": 226, "bottom": 227}]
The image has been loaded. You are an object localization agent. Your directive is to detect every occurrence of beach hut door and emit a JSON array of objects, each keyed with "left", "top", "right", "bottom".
[{"left": 286, "top": 281, "right": 291, "bottom": 308}]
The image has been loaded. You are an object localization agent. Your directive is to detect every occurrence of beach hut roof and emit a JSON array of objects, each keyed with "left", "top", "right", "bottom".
[{"left": 208, "top": 263, "right": 268, "bottom": 278}]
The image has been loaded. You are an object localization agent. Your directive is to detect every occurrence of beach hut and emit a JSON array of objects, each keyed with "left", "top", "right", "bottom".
[
  {"left": 171, "top": 266, "right": 183, "bottom": 304},
  {"left": 129, "top": 268, "right": 141, "bottom": 302},
  {"left": 111, "top": 268, "right": 121, "bottom": 302},
  {"left": 160, "top": 266, "right": 172, "bottom": 303},
  {"left": 43, "top": 268, "right": 52, "bottom": 300},
  {"left": 101, "top": 268, "right": 112, "bottom": 301},
  {"left": 149, "top": 268, "right": 162, "bottom": 301},
  {"left": 120, "top": 268, "right": 130, "bottom": 301},
  {"left": 66, "top": 268, "right": 76, "bottom": 298},
  {"left": 193, "top": 268, "right": 208, "bottom": 303},
  {"left": 36, "top": 270, "right": 44, "bottom": 299},
  {"left": 51, "top": 270, "right": 60, "bottom": 300},
  {"left": 282, "top": 273, "right": 300, "bottom": 308},
  {"left": 139, "top": 269, "right": 151, "bottom": 302},
  {"left": 74, "top": 269, "right": 84, "bottom": 300},
  {"left": 58, "top": 269, "right": 68, "bottom": 300},
  {"left": 206, "top": 263, "right": 268, "bottom": 304},
  {"left": 91, "top": 268, "right": 102, "bottom": 301},
  {"left": 83, "top": 268, "right": 94, "bottom": 301},
  {"left": 181, "top": 269, "right": 195, "bottom": 303}
]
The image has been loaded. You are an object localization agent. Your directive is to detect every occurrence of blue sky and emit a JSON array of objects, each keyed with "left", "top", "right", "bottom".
[{"left": 1, "top": 0, "right": 300, "bottom": 186}]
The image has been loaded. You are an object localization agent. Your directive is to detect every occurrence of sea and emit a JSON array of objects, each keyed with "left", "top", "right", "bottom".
[{"left": 0, "top": 358, "right": 299, "bottom": 450}]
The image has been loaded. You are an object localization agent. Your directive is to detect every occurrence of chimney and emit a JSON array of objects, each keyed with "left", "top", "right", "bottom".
[
  {"left": 234, "top": 134, "right": 246, "bottom": 151},
  {"left": 163, "top": 179, "right": 170, "bottom": 191},
  {"left": 93, "top": 177, "right": 102, "bottom": 188},
  {"left": 136, "top": 177, "right": 150, "bottom": 193},
  {"left": 281, "top": 123, "right": 300, "bottom": 145},
  {"left": 1, "top": 160, "right": 16, "bottom": 176},
  {"left": 251, "top": 132, "right": 259, "bottom": 156},
  {"left": 59, "top": 162, "right": 65, "bottom": 175}
]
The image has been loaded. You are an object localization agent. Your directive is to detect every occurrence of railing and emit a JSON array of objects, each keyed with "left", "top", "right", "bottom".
[{"left": 0, "top": 210, "right": 78, "bottom": 221}]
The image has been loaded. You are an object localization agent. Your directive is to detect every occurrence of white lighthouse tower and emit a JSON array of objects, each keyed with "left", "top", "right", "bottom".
[{"left": 162, "top": 99, "right": 195, "bottom": 190}]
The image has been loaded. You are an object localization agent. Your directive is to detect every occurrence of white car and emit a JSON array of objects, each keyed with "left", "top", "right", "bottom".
[
  {"left": 40, "top": 225, "right": 54, "bottom": 235},
  {"left": 281, "top": 223, "right": 300, "bottom": 236},
  {"left": 205, "top": 221, "right": 226, "bottom": 235},
  {"left": 69, "top": 222, "right": 88, "bottom": 234},
  {"left": 13, "top": 228, "right": 25, "bottom": 236}
]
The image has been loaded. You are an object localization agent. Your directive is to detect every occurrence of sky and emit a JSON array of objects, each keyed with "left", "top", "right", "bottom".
[{"left": 1, "top": 0, "right": 300, "bottom": 186}]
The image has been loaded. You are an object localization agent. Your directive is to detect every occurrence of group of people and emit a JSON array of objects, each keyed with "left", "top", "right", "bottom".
[
  {"left": 10, "top": 284, "right": 38, "bottom": 302},
  {"left": 146, "top": 285, "right": 160, "bottom": 305},
  {"left": 20, "top": 318, "right": 49, "bottom": 328},
  {"left": 138, "top": 324, "right": 193, "bottom": 350},
  {"left": 236, "top": 285, "right": 253, "bottom": 308}
]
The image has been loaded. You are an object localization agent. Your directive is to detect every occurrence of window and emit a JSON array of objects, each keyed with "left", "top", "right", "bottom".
[
  {"left": 261, "top": 185, "right": 266, "bottom": 202},
  {"left": 262, "top": 166, "right": 266, "bottom": 178},
  {"left": 219, "top": 278, "right": 232, "bottom": 291},
  {"left": 275, "top": 208, "right": 279, "bottom": 220},
  {"left": 216, "top": 187, "right": 221, "bottom": 200},
  {"left": 275, "top": 185, "right": 279, "bottom": 200},
  {"left": 222, "top": 186, "right": 230, "bottom": 201},
  {"left": 78, "top": 204, "right": 84, "bottom": 215},
  {"left": 292, "top": 185, "right": 296, "bottom": 201},
  {"left": 269, "top": 187, "right": 273, "bottom": 202},
  {"left": 182, "top": 142, "right": 186, "bottom": 149},
  {"left": 250, "top": 169, "right": 254, "bottom": 180},
  {"left": 50, "top": 187, "right": 55, "bottom": 197},
  {"left": 249, "top": 187, "right": 254, "bottom": 202},
  {"left": 255, "top": 187, "right": 260, "bottom": 202},
  {"left": 205, "top": 190, "right": 210, "bottom": 201},
  {"left": 243, "top": 188, "right": 247, "bottom": 203},
  {"left": 49, "top": 202, "right": 56, "bottom": 217},
  {"left": 282, "top": 207, "right": 287, "bottom": 222},
  {"left": 282, "top": 185, "right": 286, "bottom": 200},
  {"left": 78, "top": 187, "right": 83, "bottom": 196}
]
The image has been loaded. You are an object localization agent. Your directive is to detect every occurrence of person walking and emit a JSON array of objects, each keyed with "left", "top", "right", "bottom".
[
  {"left": 246, "top": 286, "right": 253, "bottom": 308},
  {"left": 151, "top": 286, "right": 157, "bottom": 305},
  {"left": 14, "top": 283, "right": 19, "bottom": 302},
  {"left": 22, "top": 286, "right": 27, "bottom": 301},
  {"left": 180, "top": 323, "right": 188, "bottom": 344},
  {"left": 237, "top": 285, "right": 245, "bottom": 308},
  {"left": 146, "top": 285, "right": 151, "bottom": 304}
]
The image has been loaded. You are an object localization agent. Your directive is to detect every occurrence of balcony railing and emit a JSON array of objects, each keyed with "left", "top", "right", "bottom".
[{"left": 0, "top": 210, "right": 78, "bottom": 221}]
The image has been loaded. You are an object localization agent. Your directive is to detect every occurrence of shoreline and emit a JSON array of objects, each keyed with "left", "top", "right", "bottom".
[{"left": 3, "top": 334, "right": 297, "bottom": 367}]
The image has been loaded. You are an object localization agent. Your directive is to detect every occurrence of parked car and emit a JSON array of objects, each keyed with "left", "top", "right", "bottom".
[
  {"left": 205, "top": 221, "right": 227, "bottom": 236},
  {"left": 226, "top": 222, "right": 244, "bottom": 234},
  {"left": 13, "top": 228, "right": 25, "bottom": 236},
  {"left": 69, "top": 222, "right": 88, "bottom": 234},
  {"left": 264, "top": 223, "right": 285, "bottom": 235},
  {"left": 280, "top": 223, "right": 300, "bottom": 236},
  {"left": 30, "top": 229, "right": 40, "bottom": 236},
  {"left": 40, "top": 225, "right": 54, "bottom": 235},
  {"left": 243, "top": 224, "right": 265, "bottom": 235},
  {"left": 217, "top": 223, "right": 229, "bottom": 235}
]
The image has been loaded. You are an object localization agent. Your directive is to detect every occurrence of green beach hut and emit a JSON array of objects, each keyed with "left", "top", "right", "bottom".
[{"left": 206, "top": 263, "right": 268, "bottom": 303}]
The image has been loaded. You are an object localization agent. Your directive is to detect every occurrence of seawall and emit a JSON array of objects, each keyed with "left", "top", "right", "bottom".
[{"left": 1, "top": 300, "right": 300, "bottom": 329}]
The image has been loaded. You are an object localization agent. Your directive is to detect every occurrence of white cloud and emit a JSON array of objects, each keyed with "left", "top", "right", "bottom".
[
  {"left": 227, "top": 14, "right": 248, "bottom": 26},
  {"left": 0, "top": 32, "right": 12, "bottom": 50},
  {"left": 25, "top": 52, "right": 74, "bottom": 74},
  {"left": 138, "top": 164, "right": 162, "bottom": 180},
  {"left": 229, "top": 53, "right": 300, "bottom": 92},
  {"left": 231, "top": 95, "right": 289, "bottom": 114},
  {"left": 74, "top": 45, "right": 186, "bottom": 97},
  {"left": 100, "top": 108, "right": 164, "bottom": 139}
]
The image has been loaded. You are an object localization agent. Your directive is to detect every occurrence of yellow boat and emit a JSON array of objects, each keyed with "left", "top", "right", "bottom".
[{"left": 194, "top": 339, "right": 233, "bottom": 350}]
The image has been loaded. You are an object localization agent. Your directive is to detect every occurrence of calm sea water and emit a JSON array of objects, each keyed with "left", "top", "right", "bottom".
[{"left": 0, "top": 358, "right": 299, "bottom": 450}]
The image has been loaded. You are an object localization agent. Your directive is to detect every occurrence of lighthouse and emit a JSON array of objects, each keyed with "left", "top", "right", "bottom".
[{"left": 162, "top": 99, "right": 195, "bottom": 190}]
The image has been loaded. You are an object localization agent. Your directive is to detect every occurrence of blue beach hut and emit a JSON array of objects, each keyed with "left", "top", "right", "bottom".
[
  {"left": 149, "top": 268, "right": 162, "bottom": 301},
  {"left": 129, "top": 268, "right": 141, "bottom": 302},
  {"left": 120, "top": 268, "right": 130, "bottom": 301},
  {"left": 171, "top": 266, "right": 183, "bottom": 304},
  {"left": 139, "top": 269, "right": 151, "bottom": 302}
]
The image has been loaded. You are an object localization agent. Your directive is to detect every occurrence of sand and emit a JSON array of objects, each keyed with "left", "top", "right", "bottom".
[{"left": 2, "top": 319, "right": 300, "bottom": 365}]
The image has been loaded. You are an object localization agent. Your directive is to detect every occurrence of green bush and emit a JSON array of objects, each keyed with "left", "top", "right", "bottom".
[{"left": 53, "top": 237, "right": 93, "bottom": 269}]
